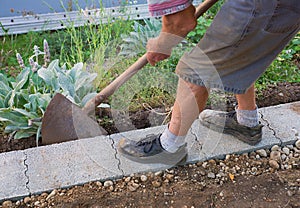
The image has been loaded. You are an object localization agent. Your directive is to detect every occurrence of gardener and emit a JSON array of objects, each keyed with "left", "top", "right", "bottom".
[{"left": 118, "top": 0, "right": 300, "bottom": 164}]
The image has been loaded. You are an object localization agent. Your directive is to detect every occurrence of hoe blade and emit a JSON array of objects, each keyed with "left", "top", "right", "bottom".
[{"left": 41, "top": 93, "right": 107, "bottom": 145}]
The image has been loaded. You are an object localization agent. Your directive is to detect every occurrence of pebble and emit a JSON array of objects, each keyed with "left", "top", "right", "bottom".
[
  {"left": 24, "top": 196, "right": 31, "bottom": 204},
  {"left": 155, "top": 171, "right": 163, "bottom": 177},
  {"left": 34, "top": 201, "right": 40, "bottom": 206},
  {"left": 96, "top": 181, "right": 102, "bottom": 187},
  {"left": 251, "top": 167, "right": 258, "bottom": 173},
  {"left": 281, "top": 154, "right": 287, "bottom": 161},
  {"left": 140, "top": 175, "right": 148, "bottom": 182},
  {"left": 124, "top": 177, "right": 131, "bottom": 183},
  {"left": 104, "top": 180, "right": 114, "bottom": 187},
  {"left": 282, "top": 147, "right": 290, "bottom": 155},
  {"left": 2, "top": 201, "right": 12, "bottom": 207},
  {"left": 128, "top": 182, "right": 139, "bottom": 192},
  {"left": 256, "top": 149, "right": 267, "bottom": 157},
  {"left": 46, "top": 189, "right": 57, "bottom": 201},
  {"left": 269, "top": 160, "right": 280, "bottom": 169},
  {"left": 152, "top": 180, "right": 162, "bottom": 188},
  {"left": 270, "top": 151, "right": 281, "bottom": 162},
  {"left": 287, "top": 190, "right": 294, "bottom": 197},
  {"left": 271, "top": 145, "right": 280, "bottom": 152},
  {"left": 225, "top": 155, "right": 231, "bottom": 160},
  {"left": 295, "top": 140, "right": 300, "bottom": 149},
  {"left": 207, "top": 172, "right": 216, "bottom": 179}
]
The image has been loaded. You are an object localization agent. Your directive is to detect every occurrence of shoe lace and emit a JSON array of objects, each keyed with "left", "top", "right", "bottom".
[{"left": 136, "top": 134, "right": 158, "bottom": 147}]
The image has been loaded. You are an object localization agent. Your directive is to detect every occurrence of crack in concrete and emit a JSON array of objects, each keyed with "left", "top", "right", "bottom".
[
  {"left": 109, "top": 135, "right": 125, "bottom": 175},
  {"left": 23, "top": 151, "right": 31, "bottom": 194},
  {"left": 190, "top": 124, "right": 207, "bottom": 160},
  {"left": 260, "top": 112, "right": 282, "bottom": 145}
]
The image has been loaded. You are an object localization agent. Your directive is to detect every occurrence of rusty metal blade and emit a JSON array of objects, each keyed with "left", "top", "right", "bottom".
[{"left": 41, "top": 93, "right": 107, "bottom": 145}]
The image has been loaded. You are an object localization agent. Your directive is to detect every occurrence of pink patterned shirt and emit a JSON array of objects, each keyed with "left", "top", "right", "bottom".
[{"left": 148, "top": 0, "right": 193, "bottom": 16}]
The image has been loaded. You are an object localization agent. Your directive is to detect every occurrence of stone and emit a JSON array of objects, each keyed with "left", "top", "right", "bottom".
[
  {"left": 207, "top": 172, "right": 216, "bottom": 179},
  {"left": 154, "top": 171, "right": 163, "bottom": 177},
  {"left": 140, "top": 175, "right": 148, "bottom": 182},
  {"left": 46, "top": 189, "right": 57, "bottom": 201},
  {"left": 152, "top": 180, "right": 162, "bottom": 188},
  {"left": 104, "top": 180, "right": 113, "bottom": 187},
  {"left": 281, "top": 154, "right": 287, "bottom": 161},
  {"left": 124, "top": 177, "right": 131, "bottom": 183},
  {"left": 270, "top": 151, "right": 281, "bottom": 162},
  {"left": 271, "top": 145, "right": 280, "bottom": 152},
  {"left": 282, "top": 147, "right": 290, "bottom": 155},
  {"left": 2, "top": 200, "right": 13, "bottom": 207},
  {"left": 165, "top": 174, "right": 174, "bottom": 180},
  {"left": 128, "top": 182, "right": 139, "bottom": 192},
  {"left": 96, "top": 181, "right": 102, "bottom": 187},
  {"left": 24, "top": 196, "right": 31, "bottom": 204},
  {"left": 256, "top": 149, "right": 267, "bottom": 157},
  {"left": 269, "top": 160, "right": 280, "bottom": 169},
  {"left": 295, "top": 140, "right": 300, "bottom": 149}
]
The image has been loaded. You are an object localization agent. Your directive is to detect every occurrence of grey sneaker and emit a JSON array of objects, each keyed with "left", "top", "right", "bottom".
[
  {"left": 199, "top": 110, "right": 263, "bottom": 145},
  {"left": 118, "top": 134, "right": 187, "bottom": 165}
]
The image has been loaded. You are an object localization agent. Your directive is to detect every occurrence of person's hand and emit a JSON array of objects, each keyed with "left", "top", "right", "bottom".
[
  {"left": 146, "top": 32, "right": 184, "bottom": 66},
  {"left": 146, "top": 51, "right": 170, "bottom": 66}
]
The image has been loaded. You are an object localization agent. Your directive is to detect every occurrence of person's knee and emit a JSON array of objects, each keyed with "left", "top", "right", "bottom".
[{"left": 185, "top": 81, "right": 208, "bottom": 98}]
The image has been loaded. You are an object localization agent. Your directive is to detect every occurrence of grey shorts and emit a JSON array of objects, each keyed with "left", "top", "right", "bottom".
[{"left": 176, "top": 0, "right": 300, "bottom": 94}]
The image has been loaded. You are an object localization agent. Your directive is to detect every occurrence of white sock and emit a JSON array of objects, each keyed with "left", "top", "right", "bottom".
[
  {"left": 160, "top": 127, "right": 186, "bottom": 153},
  {"left": 236, "top": 106, "right": 259, "bottom": 127}
]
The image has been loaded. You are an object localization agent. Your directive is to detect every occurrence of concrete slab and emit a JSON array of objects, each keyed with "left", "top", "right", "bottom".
[
  {"left": 0, "top": 151, "right": 28, "bottom": 201},
  {"left": 25, "top": 136, "right": 122, "bottom": 194},
  {"left": 260, "top": 101, "right": 300, "bottom": 145}
]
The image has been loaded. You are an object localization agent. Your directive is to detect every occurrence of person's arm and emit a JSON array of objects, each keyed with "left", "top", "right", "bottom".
[{"left": 147, "top": 5, "right": 197, "bottom": 66}]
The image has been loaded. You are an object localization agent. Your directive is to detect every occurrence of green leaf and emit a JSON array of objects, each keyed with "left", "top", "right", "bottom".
[
  {"left": 38, "top": 67, "right": 56, "bottom": 86},
  {"left": 57, "top": 71, "right": 75, "bottom": 98},
  {"left": 81, "top": 92, "right": 97, "bottom": 106},
  {"left": 14, "top": 131, "right": 34, "bottom": 140},
  {"left": 14, "top": 68, "right": 30, "bottom": 90},
  {"left": 0, "top": 81, "right": 12, "bottom": 96},
  {"left": 4, "top": 125, "right": 32, "bottom": 132},
  {"left": 13, "top": 108, "right": 39, "bottom": 119},
  {"left": 0, "top": 108, "right": 28, "bottom": 124}
]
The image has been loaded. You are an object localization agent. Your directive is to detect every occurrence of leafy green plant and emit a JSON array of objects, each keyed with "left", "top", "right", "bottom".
[
  {"left": 186, "top": 16, "right": 212, "bottom": 43},
  {"left": 0, "top": 40, "right": 98, "bottom": 143},
  {"left": 256, "top": 33, "right": 300, "bottom": 90}
]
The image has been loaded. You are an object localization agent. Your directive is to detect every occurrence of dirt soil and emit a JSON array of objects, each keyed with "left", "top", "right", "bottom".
[
  {"left": 0, "top": 82, "right": 300, "bottom": 208},
  {"left": 43, "top": 169, "right": 300, "bottom": 208}
]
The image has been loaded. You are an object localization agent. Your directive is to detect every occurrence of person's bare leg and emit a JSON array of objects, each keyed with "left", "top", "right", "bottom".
[
  {"left": 235, "top": 84, "right": 259, "bottom": 127},
  {"left": 236, "top": 84, "right": 256, "bottom": 110},
  {"left": 169, "top": 79, "right": 209, "bottom": 136},
  {"left": 159, "top": 78, "right": 208, "bottom": 152}
]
